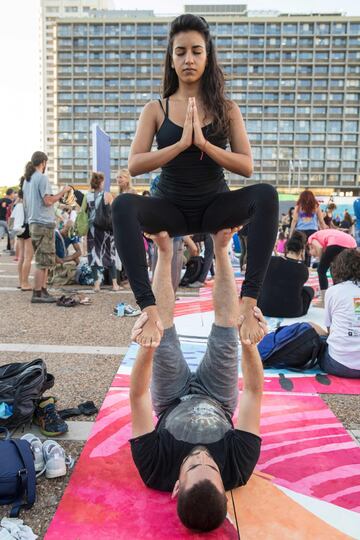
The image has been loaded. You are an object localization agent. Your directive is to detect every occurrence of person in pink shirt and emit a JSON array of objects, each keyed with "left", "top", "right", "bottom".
[{"left": 308, "top": 228, "right": 357, "bottom": 306}]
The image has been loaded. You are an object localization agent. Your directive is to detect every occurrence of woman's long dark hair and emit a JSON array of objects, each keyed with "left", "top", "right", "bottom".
[
  {"left": 24, "top": 151, "right": 48, "bottom": 181},
  {"left": 162, "top": 14, "right": 230, "bottom": 138}
]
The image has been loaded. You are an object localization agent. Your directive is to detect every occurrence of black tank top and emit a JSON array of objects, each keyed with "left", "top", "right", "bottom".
[{"left": 155, "top": 98, "right": 228, "bottom": 207}]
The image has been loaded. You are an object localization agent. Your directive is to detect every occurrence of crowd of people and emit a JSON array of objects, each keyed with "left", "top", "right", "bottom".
[{"left": 1, "top": 12, "right": 359, "bottom": 535}]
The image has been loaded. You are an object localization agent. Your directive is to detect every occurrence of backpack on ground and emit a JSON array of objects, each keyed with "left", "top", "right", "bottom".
[
  {"left": 0, "top": 359, "right": 54, "bottom": 430},
  {"left": 180, "top": 256, "right": 204, "bottom": 286},
  {"left": 257, "top": 322, "right": 324, "bottom": 370},
  {"left": 0, "top": 427, "right": 36, "bottom": 517}
]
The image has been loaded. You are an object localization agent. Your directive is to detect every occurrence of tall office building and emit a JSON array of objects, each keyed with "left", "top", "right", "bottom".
[
  {"left": 52, "top": 5, "right": 360, "bottom": 193},
  {"left": 40, "top": 0, "right": 112, "bottom": 183}
]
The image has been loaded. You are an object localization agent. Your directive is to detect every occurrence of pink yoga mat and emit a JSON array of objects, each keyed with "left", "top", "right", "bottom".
[
  {"left": 46, "top": 391, "right": 360, "bottom": 540},
  {"left": 111, "top": 372, "right": 360, "bottom": 395}
]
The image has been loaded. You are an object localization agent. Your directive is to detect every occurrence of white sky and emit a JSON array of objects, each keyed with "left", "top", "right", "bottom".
[{"left": 0, "top": 0, "right": 359, "bottom": 186}]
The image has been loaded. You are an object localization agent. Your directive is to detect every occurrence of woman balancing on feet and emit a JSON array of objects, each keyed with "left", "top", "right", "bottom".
[{"left": 112, "top": 14, "right": 279, "bottom": 346}]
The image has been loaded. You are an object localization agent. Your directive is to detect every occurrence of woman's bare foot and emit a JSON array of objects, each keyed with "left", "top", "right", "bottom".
[
  {"left": 94, "top": 280, "right": 101, "bottom": 293},
  {"left": 238, "top": 299, "right": 265, "bottom": 345},
  {"left": 21, "top": 283, "right": 32, "bottom": 290},
  {"left": 112, "top": 279, "right": 124, "bottom": 292},
  {"left": 136, "top": 305, "right": 163, "bottom": 348}
]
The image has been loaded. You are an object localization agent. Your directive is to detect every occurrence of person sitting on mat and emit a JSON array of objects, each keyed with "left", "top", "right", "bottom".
[
  {"left": 129, "top": 228, "right": 265, "bottom": 533},
  {"left": 112, "top": 14, "right": 278, "bottom": 349},
  {"left": 309, "top": 248, "right": 360, "bottom": 378},
  {"left": 257, "top": 231, "right": 314, "bottom": 318},
  {"left": 308, "top": 228, "right": 357, "bottom": 307}
]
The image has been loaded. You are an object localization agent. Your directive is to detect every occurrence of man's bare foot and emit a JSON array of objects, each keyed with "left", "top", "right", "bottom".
[
  {"left": 238, "top": 300, "right": 265, "bottom": 345},
  {"left": 212, "top": 227, "right": 242, "bottom": 251},
  {"left": 136, "top": 305, "right": 163, "bottom": 348}
]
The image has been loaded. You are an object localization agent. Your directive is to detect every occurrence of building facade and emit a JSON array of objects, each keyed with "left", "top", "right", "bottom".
[
  {"left": 51, "top": 5, "right": 360, "bottom": 192},
  {"left": 40, "top": 0, "right": 111, "bottom": 183}
]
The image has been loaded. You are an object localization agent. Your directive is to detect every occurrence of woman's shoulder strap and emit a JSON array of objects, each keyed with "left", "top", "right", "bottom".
[{"left": 158, "top": 99, "right": 167, "bottom": 117}]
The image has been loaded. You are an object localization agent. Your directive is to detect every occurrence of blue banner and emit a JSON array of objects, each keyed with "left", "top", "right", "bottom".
[{"left": 92, "top": 124, "right": 111, "bottom": 192}]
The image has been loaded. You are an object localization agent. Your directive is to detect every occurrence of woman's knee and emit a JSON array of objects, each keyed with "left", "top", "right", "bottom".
[{"left": 255, "top": 183, "right": 279, "bottom": 209}]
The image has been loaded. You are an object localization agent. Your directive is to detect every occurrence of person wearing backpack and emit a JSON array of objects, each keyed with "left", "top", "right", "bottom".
[
  {"left": 86, "top": 172, "right": 120, "bottom": 292},
  {"left": 0, "top": 188, "right": 16, "bottom": 254},
  {"left": 310, "top": 248, "right": 360, "bottom": 378},
  {"left": 257, "top": 231, "right": 314, "bottom": 318},
  {"left": 129, "top": 228, "right": 266, "bottom": 533},
  {"left": 12, "top": 179, "right": 33, "bottom": 291}
]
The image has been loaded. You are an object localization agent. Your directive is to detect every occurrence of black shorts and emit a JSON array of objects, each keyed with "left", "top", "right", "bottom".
[{"left": 17, "top": 223, "right": 30, "bottom": 240}]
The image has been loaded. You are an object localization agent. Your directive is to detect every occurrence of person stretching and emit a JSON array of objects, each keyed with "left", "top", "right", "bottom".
[
  {"left": 308, "top": 228, "right": 356, "bottom": 307},
  {"left": 129, "top": 229, "right": 265, "bottom": 533},
  {"left": 112, "top": 14, "right": 278, "bottom": 348}
]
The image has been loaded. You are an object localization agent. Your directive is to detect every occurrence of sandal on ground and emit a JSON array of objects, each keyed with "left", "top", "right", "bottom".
[
  {"left": 56, "top": 295, "right": 77, "bottom": 307},
  {"left": 71, "top": 293, "right": 92, "bottom": 305}
]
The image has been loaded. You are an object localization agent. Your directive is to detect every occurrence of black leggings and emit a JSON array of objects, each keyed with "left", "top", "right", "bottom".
[
  {"left": 318, "top": 245, "right": 345, "bottom": 290},
  {"left": 112, "top": 183, "right": 279, "bottom": 309}
]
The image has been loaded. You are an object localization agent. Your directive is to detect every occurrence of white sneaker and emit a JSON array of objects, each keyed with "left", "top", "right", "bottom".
[
  {"left": 124, "top": 304, "right": 141, "bottom": 317},
  {"left": 42, "top": 440, "right": 71, "bottom": 479},
  {"left": 21, "top": 433, "right": 45, "bottom": 473}
]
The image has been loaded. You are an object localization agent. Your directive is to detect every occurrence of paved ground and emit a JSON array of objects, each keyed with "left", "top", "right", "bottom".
[{"left": 0, "top": 246, "right": 359, "bottom": 538}]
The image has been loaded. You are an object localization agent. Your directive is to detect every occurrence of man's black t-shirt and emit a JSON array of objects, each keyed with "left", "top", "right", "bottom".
[
  {"left": 0, "top": 198, "right": 12, "bottom": 221},
  {"left": 257, "top": 256, "right": 309, "bottom": 318},
  {"left": 130, "top": 394, "right": 261, "bottom": 492}
]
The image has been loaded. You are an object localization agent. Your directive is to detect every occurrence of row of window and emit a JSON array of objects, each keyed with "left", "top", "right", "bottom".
[
  {"left": 247, "top": 120, "right": 359, "bottom": 132},
  {"left": 57, "top": 64, "right": 360, "bottom": 76},
  {"left": 58, "top": 51, "right": 164, "bottom": 61},
  {"left": 56, "top": 172, "right": 358, "bottom": 187},
  {"left": 228, "top": 92, "right": 360, "bottom": 102},
  {"left": 57, "top": 78, "right": 360, "bottom": 91},
  {"left": 58, "top": 36, "right": 360, "bottom": 49},
  {"left": 55, "top": 158, "right": 358, "bottom": 172},
  {"left": 217, "top": 51, "right": 360, "bottom": 61},
  {"left": 58, "top": 118, "right": 359, "bottom": 133},
  {"left": 58, "top": 50, "right": 360, "bottom": 63},
  {"left": 57, "top": 104, "right": 360, "bottom": 116},
  {"left": 252, "top": 147, "right": 359, "bottom": 160},
  {"left": 248, "top": 132, "right": 358, "bottom": 143},
  {"left": 57, "top": 22, "right": 360, "bottom": 38},
  {"left": 57, "top": 131, "right": 358, "bottom": 145},
  {"left": 58, "top": 90, "right": 360, "bottom": 101}
]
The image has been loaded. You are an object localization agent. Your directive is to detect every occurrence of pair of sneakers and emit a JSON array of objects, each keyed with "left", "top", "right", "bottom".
[
  {"left": 113, "top": 303, "right": 141, "bottom": 317},
  {"left": 21, "top": 434, "right": 73, "bottom": 479}
]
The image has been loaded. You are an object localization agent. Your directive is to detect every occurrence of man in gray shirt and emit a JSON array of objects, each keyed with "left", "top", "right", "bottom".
[{"left": 23, "top": 151, "right": 70, "bottom": 303}]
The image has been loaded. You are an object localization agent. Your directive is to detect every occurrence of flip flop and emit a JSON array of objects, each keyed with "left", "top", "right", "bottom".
[
  {"left": 21, "top": 288, "right": 33, "bottom": 292},
  {"left": 56, "top": 295, "right": 77, "bottom": 307},
  {"left": 71, "top": 293, "right": 92, "bottom": 305}
]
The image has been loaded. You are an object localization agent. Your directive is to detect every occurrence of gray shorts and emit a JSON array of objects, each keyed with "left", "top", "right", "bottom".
[{"left": 151, "top": 324, "right": 239, "bottom": 417}]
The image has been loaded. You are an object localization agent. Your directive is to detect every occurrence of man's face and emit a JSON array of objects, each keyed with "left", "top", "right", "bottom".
[
  {"left": 172, "top": 446, "right": 225, "bottom": 498},
  {"left": 41, "top": 161, "right": 47, "bottom": 174}
]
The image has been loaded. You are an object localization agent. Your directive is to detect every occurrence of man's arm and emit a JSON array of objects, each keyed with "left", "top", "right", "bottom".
[
  {"left": 129, "top": 313, "right": 156, "bottom": 438},
  {"left": 43, "top": 185, "right": 71, "bottom": 207},
  {"left": 235, "top": 307, "right": 265, "bottom": 436}
]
